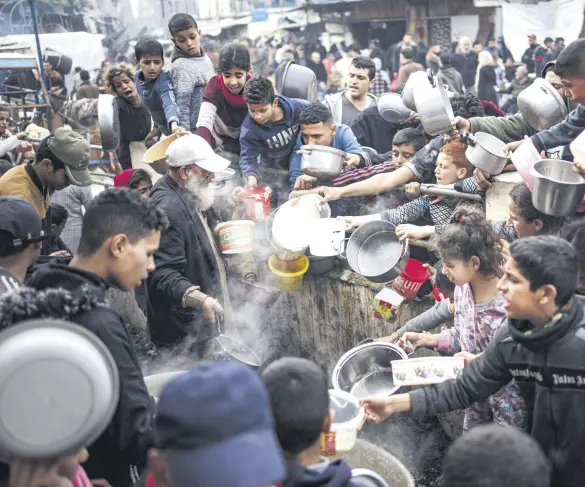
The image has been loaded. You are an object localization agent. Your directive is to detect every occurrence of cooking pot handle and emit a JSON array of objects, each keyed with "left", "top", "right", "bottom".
[
  {"left": 462, "top": 132, "right": 476, "bottom": 147},
  {"left": 426, "top": 69, "right": 436, "bottom": 88},
  {"left": 338, "top": 237, "right": 350, "bottom": 259},
  {"left": 540, "top": 86, "right": 549, "bottom": 95},
  {"left": 297, "top": 149, "right": 311, "bottom": 155},
  {"left": 358, "top": 338, "right": 375, "bottom": 346}
]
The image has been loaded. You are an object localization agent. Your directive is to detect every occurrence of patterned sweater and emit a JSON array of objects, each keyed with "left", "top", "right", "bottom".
[
  {"left": 437, "top": 283, "right": 528, "bottom": 431},
  {"left": 168, "top": 46, "right": 215, "bottom": 132},
  {"left": 379, "top": 177, "right": 483, "bottom": 231}
]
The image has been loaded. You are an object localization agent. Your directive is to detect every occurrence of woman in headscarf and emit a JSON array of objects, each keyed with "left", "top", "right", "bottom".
[{"left": 476, "top": 51, "right": 498, "bottom": 105}]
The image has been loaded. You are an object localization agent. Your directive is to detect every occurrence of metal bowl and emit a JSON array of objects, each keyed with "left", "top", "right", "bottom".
[
  {"left": 98, "top": 94, "right": 120, "bottom": 151},
  {"left": 531, "top": 159, "right": 585, "bottom": 216},
  {"left": 332, "top": 341, "right": 408, "bottom": 399},
  {"left": 299, "top": 145, "right": 346, "bottom": 179},
  {"left": 0, "top": 319, "right": 119, "bottom": 458},
  {"left": 377, "top": 93, "right": 411, "bottom": 124}
]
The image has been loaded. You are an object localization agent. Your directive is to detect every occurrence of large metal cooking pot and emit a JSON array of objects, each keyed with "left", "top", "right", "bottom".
[
  {"left": 344, "top": 220, "right": 409, "bottom": 283},
  {"left": 279, "top": 61, "right": 319, "bottom": 102},
  {"left": 464, "top": 132, "right": 509, "bottom": 175},
  {"left": 299, "top": 145, "right": 346, "bottom": 179},
  {"left": 377, "top": 93, "right": 411, "bottom": 124},
  {"left": 98, "top": 94, "right": 120, "bottom": 151},
  {"left": 530, "top": 159, "right": 585, "bottom": 216},
  {"left": 332, "top": 340, "right": 408, "bottom": 399},
  {"left": 413, "top": 70, "right": 454, "bottom": 136},
  {"left": 518, "top": 78, "right": 568, "bottom": 131},
  {"left": 346, "top": 440, "right": 414, "bottom": 487},
  {"left": 211, "top": 168, "right": 236, "bottom": 197},
  {"left": 400, "top": 70, "right": 430, "bottom": 112}
]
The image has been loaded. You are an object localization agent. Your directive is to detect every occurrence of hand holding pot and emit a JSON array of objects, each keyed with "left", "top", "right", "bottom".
[
  {"left": 401, "top": 332, "right": 438, "bottom": 350},
  {"left": 294, "top": 174, "right": 318, "bottom": 190},
  {"left": 507, "top": 139, "right": 524, "bottom": 152},
  {"left": 375, "top": 332, "right": 400, "bottom": 343},
  {"left": 452, "top": 116, "right": 471, "bottom": 134},
  {"left": 473, "top": 167, "right": 492, "bottom": 189},
  {"left": 395, "top": 223, "right": 433, "bottom": 241},
  {"left": 202, "top": 297, "right": 223, "bottom": 324},
  {"left": 360, "top": 396, "right": 396, "bottom": 423},
  {"left": 574, "top": 160, "right": 585, "bottom": 178},
  {"left": 290, "top": 186, "right": 343, "bottom": 204},
  {"left": 344, "top": 153, "right": 361, "bottom": 169},
  {"left": 404, "top": 182, "right": 421, "bottom": 199}
]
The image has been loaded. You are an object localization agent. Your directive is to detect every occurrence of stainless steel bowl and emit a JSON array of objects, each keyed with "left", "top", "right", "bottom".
[
  {"left": 332, "top": 341, "right": 408, "bottom": 399},
  {"left": 377, "top": 93, "right": 411, "bottom": 124},
  {"left": 299, "top": 145, "right": 346, "bottom": 179},
  {"left": 531, "top": 159, "right": 585, "bottom": 216}
]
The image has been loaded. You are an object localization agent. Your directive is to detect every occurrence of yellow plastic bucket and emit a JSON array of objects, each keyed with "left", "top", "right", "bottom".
[{"left": 268, "top": 255, "right": 309, "bottom": 292}]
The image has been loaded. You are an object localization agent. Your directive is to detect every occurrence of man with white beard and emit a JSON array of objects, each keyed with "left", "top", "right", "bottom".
[{"left": 146, "top": 134, "right": 234, "bottom": 352}]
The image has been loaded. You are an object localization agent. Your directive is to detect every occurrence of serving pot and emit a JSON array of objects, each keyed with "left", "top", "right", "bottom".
[
  {"left": 0, "top": 319, "right": 119, "bottom": 459},
  {"left": 332, "top": 340, "right": 408, "bottom": 399},
  {"left": 211, "top": 168, "right": 236, "bottom": 197},
  {"left": 299, "top": 145, "right": 346, "bottom": 179},
  {"left": 280, "top": 61, "right": 319, "bottom": 102},
  {"left": 306, "top": 254, "right": 338, "bottom": 276},
  {"left": 413, "top": 70, "right": 455, "bottom": 135},
  {"left": 517, "top": 78, "right": 568, "bottom": 131},
  {"left": 344, "top": 220, "right": 409, "bottom": 283},
  {"left": 464, "top": 132, "right": 509, "bottom": 175},
  {"left": 377, "top": 93, "right": 411, "bottom": 124},
  {"left": 400, "top": 70, "right": 431, "bottom": 112},
  {"left": 530, "top": 159, "right": 585, "bottom": 216},
  {"left": 98, "top": 94, "right": 120, "bottom": 151}
]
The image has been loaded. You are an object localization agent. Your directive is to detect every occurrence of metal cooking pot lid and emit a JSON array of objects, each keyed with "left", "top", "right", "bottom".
[
  {"left": 0, "top": 319, "right": 119, "bottom": 458},
  {"left": 213, "top": 168, "right": 236, "bottom": 182},
  {"left": 98, "top": 94, "right": 120, "bottom": 152}
]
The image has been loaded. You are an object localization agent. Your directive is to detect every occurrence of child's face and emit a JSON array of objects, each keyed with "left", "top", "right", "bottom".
[
  {"left": 112, "top": 74, "right": 137, "bottom": 101},
  {"left": 222, "top": 67, "right": 247, "bottom": 95},
  {"left": 0, "top": 111, "right": 10, "bottom": 134},
  {"left": 506, "top": 197, "right": 542, "bottom": 238},
  {"left": 51, "top": 221, "right": 66, "bottom": 239},
  {"left": 498, "top": 257, "right": 542, "bottom": 320},
  {"left": 434, "top": 153, "right": 467, "bottom": 185},
  {"left": 248, "top": 99, "right": 278, "bottom": 125},
  {"left": 441, "top": 256, "right": 477, "bottom": 286},
  {"left": 561, "top": 75, "right": 585, "bottom": 104},
  {"left": 392, "top": 143, "right": 417, "bottom": 167},
  {"left": 172, "top": 27, "right": 201, "bottom": 56},
  {"left": 138, "top": 54, "right": 164, "bottom": 80}
]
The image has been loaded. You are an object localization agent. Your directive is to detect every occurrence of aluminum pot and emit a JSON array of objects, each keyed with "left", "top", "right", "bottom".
[
  {"left": 299, "top": 145, "right": 346, "bottom": 179},
  {"left": 413, "top": 70, "right": 454, "bottom": 136},
  {"left": 280, "top": 61, "right": 319, "bottom": 102},
  {"left": 344, "top": 220, "right": 409, "bottom": 283},
  {"left": 518, "top": 78, "right": 568, "bottom": 131},
  {"left": 400, "top": 70, "right": 430, "bottom": 112},
  {"left": 211, "top": 168, "right": 236, "bottom": 197},
  {"left": 98, "top": 94, "right": 120, "bottom": 151},
  {"left": 332, "top": 341, "right": 408, "bottom": 399},
  {"left": 306, "top": 254, "right": 338, "bottom": 276},
  {"left": 464, "top": 132, "right": 509, "bottom": 175},
  {"left": 531, "top": 159, "right": 585, "bottom": 216},
  {"left": 377, "top": 93, "right": 411, "bottom": 124}
]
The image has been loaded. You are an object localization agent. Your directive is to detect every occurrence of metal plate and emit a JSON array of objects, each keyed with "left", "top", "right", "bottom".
[
  {"left": 98, "top": 94, "right": 120, "bottom": 151},
  {"left": 0, "top": 319, "right": 119, "bottom": 458}
]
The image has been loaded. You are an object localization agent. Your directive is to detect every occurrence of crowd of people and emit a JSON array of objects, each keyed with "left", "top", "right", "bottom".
[{"left": 0, "top": 10, "right": 584, "bottom": 487}]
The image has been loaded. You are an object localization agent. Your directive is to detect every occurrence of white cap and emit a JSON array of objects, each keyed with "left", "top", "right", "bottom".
[{"left": 165, "top": 134, "right": 230, "bottom": 173}]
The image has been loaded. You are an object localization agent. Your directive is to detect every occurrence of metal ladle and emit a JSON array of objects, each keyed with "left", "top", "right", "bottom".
[{"left": 213, "top": 315, "right": 261, "bottom": 368}]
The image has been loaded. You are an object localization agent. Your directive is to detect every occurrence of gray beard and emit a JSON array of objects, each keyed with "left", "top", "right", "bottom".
[{"left": 184, "top": 177, "right": 215, "bottom": 211}]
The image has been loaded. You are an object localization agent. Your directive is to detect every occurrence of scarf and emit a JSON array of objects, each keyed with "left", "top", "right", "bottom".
[{"left": 216, "top": 72, "right": 252, "bottom": 107}]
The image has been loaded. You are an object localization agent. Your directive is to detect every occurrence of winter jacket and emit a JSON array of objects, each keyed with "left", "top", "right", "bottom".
[
  {"left": 135, "top": 70, "right": 179, "bottom": 136},
  {"left": 288, "top": 124, "right": 365, "bottom": 190},
  {"left": 477, "top": 65, "right": 498, "bottom": 105},
  {"left": 283, "top": 459, "right": 364, "bottom": 487},
  {"left": 349, "top": 104, "right": 402, "bottom": 155},
  {"left": 438, "top": 67, "right": 464, "bottom": 95},
  {"left": 469, "top": 113, "right": 534, "bottom": 143},
  {"left": 533, "top": 45, "right": 547, "bottom": 78},
  {"left": 22, "top": 262, "right": 155, "bottom": 487},
  {"left": 239, "top": 95, "right": 307, "bottom": 179},
  {"left": 0, "top": 267, "right": 20, "bottom": 295},
  {"left": 531, "top": 105, "right": 585, "bottom": 155},
  {"left": 325, "top": 91, "right": 377, "bottom": 126},
  {"left": 115, "top": 97, "right": 152, "bottom": 171},
  {"left": 168, "top": 46, "right": 215, "bottom": 132},
  {"left": 501, "top": 77, "right": 533, "bottom": 100},
  {"left": 522, "top": 45, "right": 540, "bottom": 74},
  {"left": 410, "top": 298, "right": 585, "bottom": 487},
  {"left": 384, "top": 42, "right": 418, "bottom": 75},
  {"left": 452, "top": 51, "right": 478, "bottom": 88},
  {"left": 147, "top": 174, "right": 223, "bottom": 346}
]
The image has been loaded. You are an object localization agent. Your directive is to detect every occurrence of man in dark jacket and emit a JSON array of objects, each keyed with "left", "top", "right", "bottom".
[
  {"left": 384, "top": 33, "right": 418, "bottom": 78},
  {"left": 360, "top": 236, "right": 585, "bottom": 487},
  {"left": 24, "top": 188, "right": 169, "bottom": 487},
  {"left": 147, "top": 134, "right": 229, "bottom": 349},
  {"left": 521, "top": 34, "right": 540, "bottom": 74},
  {"left": 452, "top": 37, "right": 478, "bottom": 93}
]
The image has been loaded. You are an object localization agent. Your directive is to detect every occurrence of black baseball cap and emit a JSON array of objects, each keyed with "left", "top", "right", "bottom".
[{"left": 0, "top": 196, "right": 48, "bottom": 256}]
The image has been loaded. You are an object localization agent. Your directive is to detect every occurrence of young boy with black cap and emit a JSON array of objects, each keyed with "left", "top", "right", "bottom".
[{"left": 0, "top": 196, "right": 46, "bottom": 293}]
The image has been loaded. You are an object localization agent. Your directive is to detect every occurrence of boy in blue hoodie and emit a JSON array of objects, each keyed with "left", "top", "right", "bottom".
[
  {"left": 262, "top": 357, "right": 384, "bottom": 487},
  {"left": 240, "top": 76, "right": 306, "bottom": 200},
  {"left": 135, "top": 38, "right": 183, "bottom": 137},
  {"left": 289, "top": 102, "right": 365, "bottom": 191}
]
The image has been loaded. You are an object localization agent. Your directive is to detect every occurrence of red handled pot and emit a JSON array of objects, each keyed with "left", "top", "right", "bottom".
[
  {"left": 215, "top": 220, "right": 254, "bottom": 254},
  {"left": 392, "top": 259, "right": 429, "bottom": 301}
]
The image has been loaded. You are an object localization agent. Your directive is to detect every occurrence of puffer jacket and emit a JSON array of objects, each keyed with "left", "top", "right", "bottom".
[
  {"left": 0, "top": 270, "right": 155, "bottom": 487},
  {"left": 531, "top": 105, "right": 585, "bottom": 157},
  {"left": 410, "top": 299, "right": 585, "bottom": 487}
]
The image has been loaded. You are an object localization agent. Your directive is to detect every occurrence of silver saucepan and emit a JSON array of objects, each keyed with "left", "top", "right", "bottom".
[
  {"left": 298, "top": 144, "right": 346, "bottom": 179},
  {"left": 464, "top": 132, "right": 510, "bottom": 175},
  {"left": 413, "top": 70, "right": 454, "bottom": 136}
]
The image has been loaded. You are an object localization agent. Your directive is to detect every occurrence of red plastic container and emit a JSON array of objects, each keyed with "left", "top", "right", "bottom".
[
  {"left": 392, "top": 259, "right": 429, "bottom": 301},
  {"left": 239, "top": 187, "right": 272, "bottom": 221}
]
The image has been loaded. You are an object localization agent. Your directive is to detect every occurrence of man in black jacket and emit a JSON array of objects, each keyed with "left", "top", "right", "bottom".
[
  {"left": 25, "top": 188, "right": 169, "bottom": 487},
  {"left": 147, "top": 134, "right": 228, "bottom": 349},
  {"left": 360, "top": 236, "right": 585, "bottom": 487},
  {"left": 522, "top": 34, "right": 541, "bottom": 74}
]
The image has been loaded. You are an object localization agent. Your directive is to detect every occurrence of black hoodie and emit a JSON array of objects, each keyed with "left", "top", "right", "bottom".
[
  {"left": 410, "top": 299, "right": 585, "bottom": 487},
  {"left": 284, "top": 459, "right": 361, "bottom": 487},
  {"left": 23, "top": 262, "right": 155, "bottom": 487}
]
